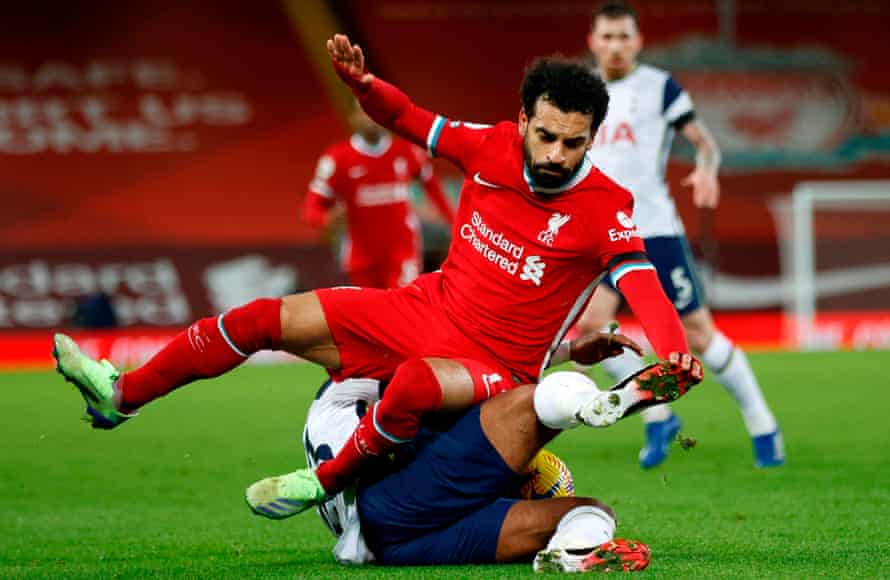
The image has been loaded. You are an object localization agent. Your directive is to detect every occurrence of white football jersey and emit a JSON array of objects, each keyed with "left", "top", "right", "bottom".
[
  {"left": 302, "top": 378, "right": 381, "bottom": 565},
  {"left": 586, "top": 64, "right": 695, "bottom": 238}
]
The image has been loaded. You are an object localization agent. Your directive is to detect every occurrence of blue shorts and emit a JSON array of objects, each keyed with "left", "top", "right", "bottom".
[
  {"left": 605, "top": 235, "right": 705, "bottom": 315},
  {"left": 357, "top": 405, "right": 521, "bottom": 565}
]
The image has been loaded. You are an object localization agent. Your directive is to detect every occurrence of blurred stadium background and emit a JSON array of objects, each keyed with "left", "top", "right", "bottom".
[
  {"left": 2, "top": 2, "right": 890, "bottom": 577},
  {"left": 2, "top": 0, "right": 888, "bottom": 368}
]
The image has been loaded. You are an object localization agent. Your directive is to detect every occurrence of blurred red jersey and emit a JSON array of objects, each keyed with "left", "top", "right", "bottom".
[{"left": 304, "top": 134, "right": 452, "bottom": 288}]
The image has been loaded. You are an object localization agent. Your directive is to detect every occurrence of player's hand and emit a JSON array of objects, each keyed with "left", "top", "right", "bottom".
[
  {"left": 326, "top": 33, "right": 374, "bottom": 91},
  {"left": 569, "top": 332, "right": 644, "bottom": 366},
  {"left": 681, "top": 167, "right": 720, "bottom": 208}
]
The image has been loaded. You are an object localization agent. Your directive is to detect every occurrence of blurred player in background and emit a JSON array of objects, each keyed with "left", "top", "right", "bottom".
[
  {"left": 576, "top": 1, "right": 783, "bottom": 469},
  {"left": 303, "top": 102, "right": 454, "bottom": 289},
  {"left": 255, "top": 356, "right": 671, "bottom": 570}
]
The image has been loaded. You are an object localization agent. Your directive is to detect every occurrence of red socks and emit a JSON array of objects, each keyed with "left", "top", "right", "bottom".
[
  {"left": 118, "top": 298, "right": 283, "bottom": 411},
  {"left": 315, "top": 358, "right": 442, "bottom": 494}
]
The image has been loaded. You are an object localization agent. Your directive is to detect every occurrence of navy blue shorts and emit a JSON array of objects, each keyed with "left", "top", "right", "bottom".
[
  {"left": 605, "top": 235, "right": 705, "bottom": 315},
  {"left": 357, "top": 405, "right": 521, "bottom": 565}
]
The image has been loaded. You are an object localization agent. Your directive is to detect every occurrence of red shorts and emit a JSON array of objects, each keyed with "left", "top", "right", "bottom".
[
  {"left": 347, "top": 256, "right": 421, "bottom": 290},
  {"left": 316, "top": 272, "right": 527, "bottom": 401}
]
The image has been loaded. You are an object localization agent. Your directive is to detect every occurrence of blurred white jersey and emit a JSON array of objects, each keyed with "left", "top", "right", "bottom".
[
  {"left": 586, "top": 64, "right": 695, "bottom": 238},
  {"left": 302, "top": 378, "right": 381, "bottom": 565}
]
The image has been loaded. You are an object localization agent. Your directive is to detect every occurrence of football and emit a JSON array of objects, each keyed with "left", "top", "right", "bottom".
[{"left": 520, "top": 449, "right": 575, "bottom": 499}]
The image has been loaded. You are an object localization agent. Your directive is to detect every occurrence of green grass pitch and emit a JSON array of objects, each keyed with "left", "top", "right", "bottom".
[{"left": 2, "top": 350, "right": 889, "bottom": 578}]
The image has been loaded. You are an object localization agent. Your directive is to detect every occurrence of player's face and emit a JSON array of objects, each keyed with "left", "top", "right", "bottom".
[
  {"left": 588, "top": 15, "right": 642, "bottom": 81},
  {"left": 519, "top": 99, "right": 593, "bottom": 190},
  {"left": 350, "top": 106, "right": 386, "bottom": 141}
]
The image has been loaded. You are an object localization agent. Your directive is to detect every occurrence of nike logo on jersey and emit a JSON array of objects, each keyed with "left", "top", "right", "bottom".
[{"left": 473, "top": 172, "right": 502, "bottom": 189}]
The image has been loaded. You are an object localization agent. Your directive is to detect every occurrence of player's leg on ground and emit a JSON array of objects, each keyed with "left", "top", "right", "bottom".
[
  {"left": 315, "top": 357, "right": 480, "bottom": 493},
  {"left": 496, "top": 498, "right": 614, "bottom": 561},
  {"left": 248, "top": 357, "right": 495, "bottom": 518},
  {"left": 482, "top": 384, "right": 648, "bottom": 570},
  {"left": 53, "top": 292, "right": 339, "bottom": 427},
  {"left": 683, "top": 307, "right": 784, "bottom": 467}
]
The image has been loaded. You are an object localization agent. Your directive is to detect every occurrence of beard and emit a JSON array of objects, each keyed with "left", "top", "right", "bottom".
[{"left": 523, "top": 141, "right": 581, "bottom": 191}]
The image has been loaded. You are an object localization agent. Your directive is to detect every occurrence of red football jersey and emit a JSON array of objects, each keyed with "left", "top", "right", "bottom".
[
  {"left": 427, "top": 120, "right": 647, "bottom": 379},
  {"left": 306, "top": 134, "right": 433, "bottom": 275}
]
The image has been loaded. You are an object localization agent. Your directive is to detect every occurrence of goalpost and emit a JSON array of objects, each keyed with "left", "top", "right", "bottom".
[{"left": 779, "top": 180, "right": 890, "bottom": 350}]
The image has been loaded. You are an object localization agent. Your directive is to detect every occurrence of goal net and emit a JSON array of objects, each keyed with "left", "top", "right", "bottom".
[{"left": 776, "top": 180, "right": 890, "bottom": 350}]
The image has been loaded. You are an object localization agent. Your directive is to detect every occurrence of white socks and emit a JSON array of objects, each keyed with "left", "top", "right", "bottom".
[
  {"left": 546, "top": 505, "right": 616, "bottom": 551},
  {"left": 533, "top": 371, "right": 600, "bottom": 430},
  {"left": 702, "top": 331, "right": 777, "bottom": 437}
]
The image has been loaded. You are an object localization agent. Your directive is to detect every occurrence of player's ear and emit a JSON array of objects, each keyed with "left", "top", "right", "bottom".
[
  {"left": 518, "top": 108, "right": 529, "bottom": 135},
  {"left": 586, "top": 30, "right": 595, "bottom": 52}
]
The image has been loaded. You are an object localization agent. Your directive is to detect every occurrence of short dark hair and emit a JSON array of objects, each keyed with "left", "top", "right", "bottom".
[
  {"left": 591, "top": 1, "right": 639, "bottom": 29},
  {"left": 519, "top": 57, "right": 609, "bottom": 132}
]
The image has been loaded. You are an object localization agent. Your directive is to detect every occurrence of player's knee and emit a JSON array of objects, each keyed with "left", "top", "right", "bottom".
[
  {"left": 220, "top": 297, "right": 283, "bottom": 352},
  {"left": 383, "top": 358, "right": 442, "bottom": 414}
]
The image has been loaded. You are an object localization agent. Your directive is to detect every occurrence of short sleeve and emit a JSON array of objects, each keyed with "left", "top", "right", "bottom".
[
  {"left": 309, "top": 153, "right": 338, "bottom": 199},
  {"left": 662, "top": 76, "right": 695, "bottom": 129}
]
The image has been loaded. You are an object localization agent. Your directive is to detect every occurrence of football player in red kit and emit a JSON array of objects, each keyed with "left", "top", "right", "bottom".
[
  {"left": 52, "top": 34, "right": 703, "bottom": 517},
  {"left": 303, "top": 103, "right": 454, "bottom": 289}
]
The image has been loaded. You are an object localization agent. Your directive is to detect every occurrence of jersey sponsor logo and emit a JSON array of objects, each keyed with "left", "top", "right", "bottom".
[
  {"left": 460, "top": 210, "right": 549, "bottom": 286},
  {"left": 519, "top": 255, "right": 546, "bottom": 286},
  {"left": 472, "top": 172, "right": 502, "bottom": 189},
  {"left": 608, "top": 227, "right": 638, "bottom": 242},
  {"left": 608, "top": 210, "right": 640, "bottom": 243},
  {"left": 460, "top": 210, "right": 524, "bottom": 274},
  {"left": 537, "top": 212, "right": 571, "bottom": 246},
  {"left": 355, "top": 183, "right": 410, "bottom": 206},
  {"left": 616, "top": 211, "right": 635, "bottom": 229},
  {"left": 593, "top": 121, "right": 637, "bottom": 145}
]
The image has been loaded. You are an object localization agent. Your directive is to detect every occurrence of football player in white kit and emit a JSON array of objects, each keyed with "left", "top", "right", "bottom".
[{"left": 577, "top": 1, "right": 784, "bottom": 469}]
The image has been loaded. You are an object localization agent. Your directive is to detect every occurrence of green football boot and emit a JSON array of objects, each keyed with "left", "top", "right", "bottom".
[
  {"left": 52, "top": 333, "right": 135, "bottom": 429},
  {"left": 246, "top": 468, "right": 328, "bottom": 519}
]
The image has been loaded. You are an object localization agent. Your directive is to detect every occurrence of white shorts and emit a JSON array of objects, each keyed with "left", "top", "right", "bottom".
[{"left": 302, "top": 378, "right": 381, "bottom": 564}]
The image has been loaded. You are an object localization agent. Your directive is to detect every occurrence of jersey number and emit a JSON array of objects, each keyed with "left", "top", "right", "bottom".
[{"left": 670, "top": 266, "right": 694, "bottom": 311}]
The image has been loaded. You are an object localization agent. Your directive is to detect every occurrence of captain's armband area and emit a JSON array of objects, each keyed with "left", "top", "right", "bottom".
[{"left": 605, "top": 252, "right": 655, "bottom": 287}]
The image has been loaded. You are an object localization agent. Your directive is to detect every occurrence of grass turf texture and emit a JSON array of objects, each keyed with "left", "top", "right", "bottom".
[{"left": 2, "top": 350, "right": 889, "bottom": 578}]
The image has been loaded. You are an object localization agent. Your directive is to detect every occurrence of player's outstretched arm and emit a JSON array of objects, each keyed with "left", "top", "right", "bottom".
[
  {"left": 326, "top": 34, "right": 374, "bottom": 92},
  {"left": 327, "top": 34, "right": 437, "bottom": 147},
  {"left": 326, "top": 33, "right": 481, "bottom": 170},
  {"left": 614, "top": 266, "right": 688, "bottom": 359}
]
